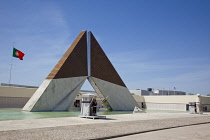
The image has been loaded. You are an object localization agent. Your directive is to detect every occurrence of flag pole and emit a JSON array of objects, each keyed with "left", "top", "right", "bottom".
[
  {"left": 9, "top": 42, "right": 15, "bottom": 85},
  {"left": 8, "top": 57, "right": 13, "bottom": 85}
]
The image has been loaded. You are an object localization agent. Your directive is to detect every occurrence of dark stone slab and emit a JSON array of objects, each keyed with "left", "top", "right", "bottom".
[{"left": 47, "top": 30, "right": 88, "bottom": 79}]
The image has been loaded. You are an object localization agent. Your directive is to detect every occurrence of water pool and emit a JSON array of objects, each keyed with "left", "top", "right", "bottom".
[
  {"left": 0, "top": 108, "right": 186, "bottom": 121},
  {"left": 0, "top": 108, "right": 133, "bottom": 121}
]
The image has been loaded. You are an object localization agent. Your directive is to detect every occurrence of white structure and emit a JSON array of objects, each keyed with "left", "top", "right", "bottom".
[
  {"left": 22, "top": 77, "right": 87, "bottom": 111},
  {"left": 153, "top": 89, "right": 186, "bottom": 95},
  {"left": 133, "top": 106, "right": 144, "bottom": 113},
  {"left": 189, "top": 102, "right": 197, "bottom": 114},
  {"left": 80, "top": 93, "right": 106, "bottom": 119},
  {"left": 130, "top": 89, "right": 186, "bottom": 96},
  {"left": 88, "top": 77, "right": 138, "bottom": 110},
  {"left": 133, "top": 94, "right": 210, "bottom": 112},
  {"left": 130, "top": 89, "right": 153, "bottom": 96},
  {"left": 80, "top": 93, "right": 96, "bottom": 116}
]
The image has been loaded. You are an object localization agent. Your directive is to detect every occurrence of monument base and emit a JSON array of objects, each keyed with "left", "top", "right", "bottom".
[{"left": 79, "top": 115, "right": 106, "bottom": 120}]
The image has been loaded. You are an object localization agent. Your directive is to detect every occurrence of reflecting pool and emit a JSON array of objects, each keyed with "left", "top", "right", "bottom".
[
  {"left": 0, "top": 108, "right": 133, "bottom": 121},
  {"left": 0, "top": 108, "right": 185, "bottom": 121}
]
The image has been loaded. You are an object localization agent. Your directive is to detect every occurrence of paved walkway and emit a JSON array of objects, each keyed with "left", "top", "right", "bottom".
[
  {"left": 110, "top": 123, "right": 210, "bottom": 140},
  {"left": 0, "top": 113, "right": 209, "bottom": 139}
]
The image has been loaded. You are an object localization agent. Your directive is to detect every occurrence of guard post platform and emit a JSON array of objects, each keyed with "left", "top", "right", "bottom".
[
  {"left": 189, "top": 102, "right": 197, "bottom": 114},
  {"left": 79, "top": 93, "right": 106, "bottom": 119}
]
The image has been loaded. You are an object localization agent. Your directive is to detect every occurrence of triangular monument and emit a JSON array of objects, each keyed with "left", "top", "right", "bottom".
[{"left": 22, "top": 30, "right": 139, "bottom": 111}]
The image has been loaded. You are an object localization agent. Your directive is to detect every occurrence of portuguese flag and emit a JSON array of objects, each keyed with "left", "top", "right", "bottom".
[{"left": 13, "top": 48, "right": 25, "bottom": 60}]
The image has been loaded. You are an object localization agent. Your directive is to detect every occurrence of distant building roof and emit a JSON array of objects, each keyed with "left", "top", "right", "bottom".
[{"left": 1, "top": 83, "right": 38, "bottom": 88}]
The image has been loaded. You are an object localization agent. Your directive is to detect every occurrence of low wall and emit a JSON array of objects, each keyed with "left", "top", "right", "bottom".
[
  {"left": 145, "top": 103, "right": 186, "bottom": 111},
  {"left": 0, "top": 86, "right": 36, "bottom": 108},
  {"left": 133, "top": 95, "right": 199, "bottom": 111},
  {"left": 143, "top": 95, "right": 199, "bottom": 104},
  {"left": 0, "top": 97, "right": 30, "bottom": 108},
  {"left": 0, "top": 86, "right": 37, "bottom": 97}
]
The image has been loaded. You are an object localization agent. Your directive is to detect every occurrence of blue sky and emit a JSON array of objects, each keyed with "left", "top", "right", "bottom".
[{"left": 0, "top": 0, "right": 210, "bottom": 95}]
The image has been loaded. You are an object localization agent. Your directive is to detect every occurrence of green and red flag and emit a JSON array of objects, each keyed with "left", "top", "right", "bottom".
[{"left": 13, "top": 48, "right": 25, "bottom": 60}]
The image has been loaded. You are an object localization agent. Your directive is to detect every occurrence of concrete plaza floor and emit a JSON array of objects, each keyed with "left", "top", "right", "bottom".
[
  {"left": 0, "top": 112, "right": 210, "bottom": 139},
  {"left": 110, "top": 123, "right": 210, "bottom": 140}
]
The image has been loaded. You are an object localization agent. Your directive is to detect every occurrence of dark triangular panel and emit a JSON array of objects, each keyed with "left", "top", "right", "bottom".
[
  {"left": 90, "top": 32, "right": 126, "bottom": 87},
  {"left": 47, "top": 30, "right": 88, "bottom": 79}
]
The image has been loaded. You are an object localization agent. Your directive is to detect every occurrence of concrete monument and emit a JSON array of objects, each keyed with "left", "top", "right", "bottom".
[{"left": 22, "top": 30, "right": 139, "bottom": 111}]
